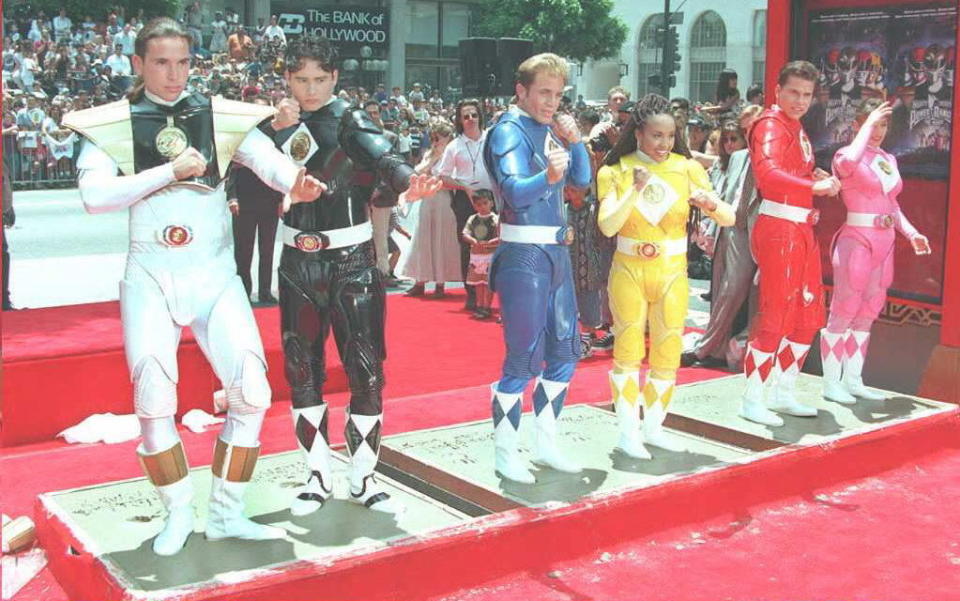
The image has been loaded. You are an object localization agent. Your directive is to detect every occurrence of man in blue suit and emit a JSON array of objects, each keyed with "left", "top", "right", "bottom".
[{"left": 483, "top": 53, "right": 591, "bottom": 483}]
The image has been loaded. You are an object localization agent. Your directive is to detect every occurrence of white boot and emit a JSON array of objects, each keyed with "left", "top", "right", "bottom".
[
  {"left": 642, "top": 378, "right": 685, "bottom": 452},
  {"left": 345, "top": 410, "right": 404, "bottom": 514},
  {"left": 138, "top": 442, "right": 195, "bottom": 556},
  {"left": 820, "top": 329, "right": 856, "bottom": 404},
  {"left": 291, "top": 405, "right": 334, "bottom": 516},
  {"left": 531, "top": 378, "right": 581, "bottom": 473},
  {"left": 739, "top": 344, "right": 784, "bottom": 427},
  {"left": 768, "top": 339, "right": 818, "bottom": 417},
  {"left": 491, "top": 384, "right": 535, "bottom": 484},
  {"left": 843, "top": 330, "right": 887, "bottom": 401},
  {"left": 610, "top": 370, "right": 651, "bottom": 459},
  {"left": 205, "top": 440, "right": 286, "bottom": 541}
]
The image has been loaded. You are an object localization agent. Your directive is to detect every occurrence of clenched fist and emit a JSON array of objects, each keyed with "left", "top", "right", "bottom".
[
  {"left": 689, "top": 188, "right": 718, "bottom": 212},
  {"left": 812, "top": 176, "right": 841, "bottom": 197},
  {"left": 172, "top": 147, "right": 207, "bottom": 180},
  {"left": 632, "top": 165, "right": 651, "bottom": 191},
  {"left": 546, "top": 147, "right": 570, "bottom": 184},
  {"left": 272, "top": 98, "right": 301, "bottom": 131},
  {"left": 552, "top": 113, "right": 581, "bottom": 144}
]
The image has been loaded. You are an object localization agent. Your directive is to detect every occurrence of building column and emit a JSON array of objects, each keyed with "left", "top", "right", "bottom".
[{"left": 389, "top": 0, "right": 408, "bottom": 90}]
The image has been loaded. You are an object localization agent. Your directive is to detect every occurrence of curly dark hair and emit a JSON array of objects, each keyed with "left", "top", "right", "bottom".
[
  {"left": 603, "top": 93, "right": 691, "bottom": 166},
  {"left": 284, "top": 34, "right": 338, "bottom": 74}
]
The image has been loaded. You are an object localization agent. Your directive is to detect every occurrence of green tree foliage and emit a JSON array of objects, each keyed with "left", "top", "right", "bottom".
[
  {"left": 472, "top": 0, "right": 628, "bottom": 63},
  {"left": 5, "top": 0, "right": 180, "bottom": 22}
]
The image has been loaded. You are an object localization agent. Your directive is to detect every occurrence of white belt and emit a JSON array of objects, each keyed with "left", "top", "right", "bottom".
[
  {"left": 759, "top": 199, "right": 820, "bottom": 225},
  {"left": 500, "top": 223, "right": 572, "bottom": 245},
  {"left": 846, "top": 211, "right": 895, "bottom": 229},
  {"left": 282, "top": 221, "right": 373, "bottom": 252},
  {"left": 616, "top": 236, "right": 687, "bottom": 259}
]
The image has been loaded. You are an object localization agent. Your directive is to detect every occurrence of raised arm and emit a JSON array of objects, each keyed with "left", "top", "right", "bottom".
[
  {"left": 232, "top": 126, "right": 299, "bottom": 194},
  {"left": 339, "top": 108, "right": 415, "bottom": 196},
  {"left": 834, "top": 101, "right": 894, "bottom": 179},
  {"left": 596, "top": 164, "right": 637, "bottom": 237},
  {"left": 566, "top": 140, "right": 591, "bottom": 188},
  {"left": 485, "top": 121, "right": 550, "bottom": 211},
  {"left": 688, "top": 159, "right": 735, "bottom": 227},
  {"left": 76, "top": 139, "right": 176, "bottom": 214}
]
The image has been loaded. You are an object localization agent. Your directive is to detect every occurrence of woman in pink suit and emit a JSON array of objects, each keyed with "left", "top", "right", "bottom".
[{"left": 822, "top": 99, "right": 930, "bottom": 404}]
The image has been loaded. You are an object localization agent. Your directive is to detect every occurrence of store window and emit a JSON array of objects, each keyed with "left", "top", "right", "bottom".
[
  {"left": 689, "top": 11, "right": 726, "bottom": 103},
  {"left": 752, "top": 9, "right": 767, "bottom": 87},
  {"left": 636, "top": 14, "right": 665, "bottom": 96},
  {"left": 405, "top": 1, "right": 468, "bottom": 99}
]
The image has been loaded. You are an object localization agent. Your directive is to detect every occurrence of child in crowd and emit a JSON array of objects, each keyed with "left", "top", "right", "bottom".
[
  {"left": 461, "top": 189, "right": 499, "bottom": 319},
  {"left": 398, "top": 125, "right": 413, "bottom": 164},
  {"left": 387, "top": 205, "right": 412, "bottom": 286}
]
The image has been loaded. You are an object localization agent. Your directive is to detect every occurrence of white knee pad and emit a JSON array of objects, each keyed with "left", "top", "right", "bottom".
[
  {"left": 224, "top": 352, "right": 271, "bottom": 415},
  {"left": 133, "top": 358, "right": 178, "bottom": 419}
]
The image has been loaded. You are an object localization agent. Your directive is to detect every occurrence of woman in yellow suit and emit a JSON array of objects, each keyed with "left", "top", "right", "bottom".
[{"left": 598, "top": 94, "right": 735, "bottom": 459}]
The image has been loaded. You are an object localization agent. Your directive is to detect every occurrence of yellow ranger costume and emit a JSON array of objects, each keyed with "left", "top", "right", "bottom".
[{"left": 598, "top": 151, "right": 734, "bottom": 457}]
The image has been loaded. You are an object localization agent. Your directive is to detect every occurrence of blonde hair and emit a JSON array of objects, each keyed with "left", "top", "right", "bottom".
[
  {"left": 516, "top": 53, "right": 568, "bottom": 88},
  {"left": 428, "top": 118, "right": 455, "bottom": 139}
]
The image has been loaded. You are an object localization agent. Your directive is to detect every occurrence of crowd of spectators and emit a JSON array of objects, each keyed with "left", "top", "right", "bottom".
[{"left": 2, "top": 8, "right": 762, "bottom": 346}]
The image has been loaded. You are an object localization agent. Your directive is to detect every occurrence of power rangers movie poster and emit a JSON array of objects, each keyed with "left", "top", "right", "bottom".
[{"left": 805, "top": 3, "right": 956, "bottom": 179}]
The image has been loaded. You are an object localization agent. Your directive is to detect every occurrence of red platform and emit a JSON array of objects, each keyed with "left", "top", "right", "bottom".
[{"left": 32, "top": 406, "right": 960, "bottom": 601}]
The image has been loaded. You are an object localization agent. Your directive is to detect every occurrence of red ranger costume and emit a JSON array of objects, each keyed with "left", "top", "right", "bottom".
[{"left": 742, "top": 105, "right": 825, "bottom": 426}]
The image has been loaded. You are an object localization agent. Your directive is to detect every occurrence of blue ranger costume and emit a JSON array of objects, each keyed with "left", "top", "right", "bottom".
[{"left": 483, "top": 109, "right": 591, "bottom": 483}]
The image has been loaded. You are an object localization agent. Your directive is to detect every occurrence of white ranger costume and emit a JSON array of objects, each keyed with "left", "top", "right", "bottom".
[{"left": 64, "top": 90, "right": 303, "bottom": 555}]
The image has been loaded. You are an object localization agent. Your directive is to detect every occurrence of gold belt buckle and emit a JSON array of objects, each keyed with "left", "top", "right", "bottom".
[
  {"left": 635, "top": 241, "right": 660, "bottom": 259},
  {"left": 874, "top": 214, "right": 895, "bottom": 229},
  {"left": 295, "top": 232, "right": 329, "bottom": 252}
]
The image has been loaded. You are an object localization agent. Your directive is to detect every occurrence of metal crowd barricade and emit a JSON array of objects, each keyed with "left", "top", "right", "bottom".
[{"left": 4, "top": 132, "right": 79, "bottom": 190}]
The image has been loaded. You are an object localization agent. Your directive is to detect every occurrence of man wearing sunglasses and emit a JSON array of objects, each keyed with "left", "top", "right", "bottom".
[{"left": 436, "top": 99, "right": 493, "bottom": 310}]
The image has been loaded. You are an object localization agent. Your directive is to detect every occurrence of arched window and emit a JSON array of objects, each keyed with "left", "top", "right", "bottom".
[
  {"left": 636, "top": 14, "right": 665, "bottom": 96},
  {"left": 752, "top": 10, "right": 767, "bottom": 88},
  {"left": 689, "top": 11, "right": 727, "bottom": 103}
]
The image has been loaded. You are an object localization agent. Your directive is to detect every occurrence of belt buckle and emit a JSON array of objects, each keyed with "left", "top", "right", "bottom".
[
  {"left": 161, "top": 225, "right": 193, "bottom": 247},
  {"left": 806, "top": 209, "right": 821, "bottom": 226},
  {"left": 874, "top": 214, "right": 895, "bottom": 229},
  {"left": 556, "top": 226, "right": 575, "bottom": 246},
  {"left": 635, "top": 241, "right": 660, "bottom": 259},
  {"left": 295, "top": 231, "right": 330, "bottom": 252}
]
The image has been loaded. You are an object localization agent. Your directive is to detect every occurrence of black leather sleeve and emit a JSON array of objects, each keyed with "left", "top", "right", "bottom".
[{"left": 338, "top": 108, "right": 414, "bottom": 196}]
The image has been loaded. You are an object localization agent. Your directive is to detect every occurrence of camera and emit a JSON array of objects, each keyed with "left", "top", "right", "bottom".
[{"left": 588, "top": 134, "right": 613, "bottom": 154}]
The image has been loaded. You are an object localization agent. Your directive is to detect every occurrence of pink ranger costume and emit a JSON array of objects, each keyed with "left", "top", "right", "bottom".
[{"left": 821, "top": 136, "right": 923, "bottom": 403}]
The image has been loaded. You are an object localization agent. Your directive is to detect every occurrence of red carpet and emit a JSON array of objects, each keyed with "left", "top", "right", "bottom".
[
  {"left": 432, "top": 444, "right": 960, "bottom": 601},
  {"left": 0, "top": 290, "right": 497, "bottom": 446},
  {"left": 1, "top": 288, "right": 705, "bottom": 446}
]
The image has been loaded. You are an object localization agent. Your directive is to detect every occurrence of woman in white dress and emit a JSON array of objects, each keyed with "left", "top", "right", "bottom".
[
  {"left": 209, "top": 13, "right": 229, "bottom": 54},
  {"left": 402, "top": 120, "right": 462, "bottom": 296}
]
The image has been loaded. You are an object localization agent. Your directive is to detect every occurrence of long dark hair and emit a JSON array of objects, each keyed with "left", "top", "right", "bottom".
[
  {"left": 715, "top": 68, "right": 739, "bottom": 104},
  {"left": 603, "top": 93, "right": 691, "bottom": 166},
  {"left": 454, "top": 98, "right": 484, "bottom": 135},
  {"left": 604, "top": 93, "right": 700, "bottom": 236},
  {"left": 127, "top": 18, "right": 192, "bottom": 101}
]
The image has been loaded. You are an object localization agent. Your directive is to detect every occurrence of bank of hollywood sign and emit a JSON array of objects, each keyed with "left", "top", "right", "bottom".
[{"left": 279, "top": 9, "right": 388, "bottom": 44}]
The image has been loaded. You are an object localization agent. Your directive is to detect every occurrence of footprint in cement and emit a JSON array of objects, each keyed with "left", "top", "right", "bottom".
[
  {"left": 609, "top": 447, "right": 726, "bottom": 476},
  {"left": 498, "top": 467, "right": 608, "bottom": 505}
]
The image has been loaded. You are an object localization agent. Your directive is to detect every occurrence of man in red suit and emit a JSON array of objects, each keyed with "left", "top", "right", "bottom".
[{"left": 741, "top": 60, "right": 842, "bottom": 427}]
